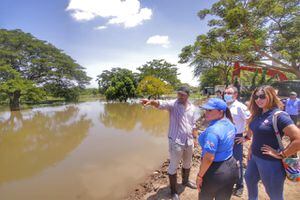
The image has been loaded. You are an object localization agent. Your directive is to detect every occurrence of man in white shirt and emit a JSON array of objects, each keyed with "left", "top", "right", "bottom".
[{"left": 224, "top": 86, "right": 251, "bottom": 196}]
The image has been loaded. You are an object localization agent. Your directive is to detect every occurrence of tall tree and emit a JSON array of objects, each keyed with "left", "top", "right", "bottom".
[
  {"left": 137, "top": 59, "right": 181, "bottom": 87},
  {"left": 137, "top": 76, "right": 173, "bottom": 99},
  {"left": 0, "top": 29, "right": 91, "bottom": 110},
  {"left": 179, "top": 34, "right": 241, "bottom": 86},
  {"left": 96, "top": 68, "right": 137, "bottom": 102},
  {"left": 199, "top": 67, "right": 228, "bottom": 90},
  {"left": 198, "top": 0, "right": 300, "bottom": 78},
  {"left": 0, "top": 64, "right": 45, "bottom": 110}
]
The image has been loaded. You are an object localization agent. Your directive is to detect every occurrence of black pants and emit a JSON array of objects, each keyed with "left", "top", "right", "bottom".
[
  {"left": 290, "top": 115, "right": 298, "bottom": 125},
  {"left": 198, "top": 156, "right": 239, "bottom": 200}
]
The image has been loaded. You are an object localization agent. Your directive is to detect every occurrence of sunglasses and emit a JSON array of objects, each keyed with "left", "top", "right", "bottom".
[{"left": 253, "top": 94, "right": 266, "bottom": 100}]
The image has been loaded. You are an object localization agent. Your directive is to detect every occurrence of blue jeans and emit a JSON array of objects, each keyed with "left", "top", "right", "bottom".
[
  {"left": 233, "top": 136, "right": 243, "bottom": 189},
  {"left": 245, "top": 154, "right": 286, "bottom": 200}
]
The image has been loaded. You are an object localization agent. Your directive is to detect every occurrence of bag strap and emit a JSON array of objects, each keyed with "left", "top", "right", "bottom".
[{"left": 272, "top": 110, "right": 289, "bottom": 151}]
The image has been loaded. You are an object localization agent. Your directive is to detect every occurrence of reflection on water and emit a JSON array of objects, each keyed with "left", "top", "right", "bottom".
[
  {"left": 100, "top": 103, "right": 169, "bottom": 135},
  {"left": 0, "top": 102, "right": 170, "bottom": 200},
  {"left": 0, "top": 106, "right": 92, "bottom": 184}
]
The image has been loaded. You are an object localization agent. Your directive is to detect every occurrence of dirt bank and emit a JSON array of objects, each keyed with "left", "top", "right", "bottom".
[{"left": 125, "top": 141, "right": 300, "bottom": 200}]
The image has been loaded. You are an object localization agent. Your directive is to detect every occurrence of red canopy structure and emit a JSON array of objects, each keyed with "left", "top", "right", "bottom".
[{"left": 232, "top": 62, "right": 288, "bottom": 82}]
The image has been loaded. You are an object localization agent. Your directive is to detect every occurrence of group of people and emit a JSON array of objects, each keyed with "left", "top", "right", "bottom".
[{"left": 141, "top": 85, "right": 300, "bottom": 200}]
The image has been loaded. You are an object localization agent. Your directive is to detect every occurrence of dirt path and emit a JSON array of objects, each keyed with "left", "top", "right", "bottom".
[{"left": 125, "top": 144, "right": 300, "bottom": 200}]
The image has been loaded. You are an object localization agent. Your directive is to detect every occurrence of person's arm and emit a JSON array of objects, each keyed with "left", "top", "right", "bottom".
[
  {"left": 244, "top": 128, "right": 253, "bottom": 140},
  {"left": 240, "top": 103, "right": 251, "bottom": 120},
  {"left": 196, "top": 152, "right": 214, "bottom": 191},
  {"left": 235, "top": 117, "right": 252, "bottom": 144},
  {"left": 261, "top": 113, "right": 300, "bottom": 159},
  {"left": 192, "top": 108, "right": 200, "bottom": 146},
  {"left": 196, "top": 130, "right": 218, "bottom": 191},
  {"left": 280, "top": 125, "right": 300, "bottom": 157},
  {"left": 193, "top": 128, "right": 199, "bottom": 146},
  {"left": 140, "top": 99, "right": 160, "bottom": 108},
  {"left": 261, "top": 124, "right": 300, "bottom": 159}
]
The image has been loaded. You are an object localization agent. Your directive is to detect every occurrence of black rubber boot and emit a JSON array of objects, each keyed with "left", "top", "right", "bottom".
[
  {"left": 182, "top": 168, "right": 197, "bottom": 189},
  {"left": 168, "top": 174, "right": 180, "bottom": 200}
]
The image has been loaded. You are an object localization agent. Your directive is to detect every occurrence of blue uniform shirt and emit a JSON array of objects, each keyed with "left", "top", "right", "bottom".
[
  {"left": 198, "top": 118, "right": 236, "bottom": 162},
  {"left": 285, "top": 98, "right": 300, "bottom": 116},
  {"left": 249, "top": 108, "right": 294, "bottom": 160}
]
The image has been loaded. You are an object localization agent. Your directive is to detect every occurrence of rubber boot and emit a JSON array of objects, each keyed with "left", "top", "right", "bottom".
[
  {"left": 182, "top": 168, "right": 197, "bottom": 189},
  {"left": 168, "top": 174, "right": 180, "bottom": 200}
]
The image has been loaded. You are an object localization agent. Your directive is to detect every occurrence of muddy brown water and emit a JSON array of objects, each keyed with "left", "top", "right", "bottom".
[{"left": 0, "top": 101, "right": 170, "bottom": 200}]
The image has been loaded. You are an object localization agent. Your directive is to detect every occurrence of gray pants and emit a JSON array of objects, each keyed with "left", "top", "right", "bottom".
[{"left": 168, "top": 139, "right": 194, "bottom": 175}]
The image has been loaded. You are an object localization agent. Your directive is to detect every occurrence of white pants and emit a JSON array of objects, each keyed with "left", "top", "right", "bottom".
[{"left": 168, "top": 139, "right": 194, "bottom": 175}]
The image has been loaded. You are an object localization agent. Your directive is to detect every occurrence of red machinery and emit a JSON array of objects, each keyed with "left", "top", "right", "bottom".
[{"left": 232, "top": 62, "right": 288, "bottom": 82}]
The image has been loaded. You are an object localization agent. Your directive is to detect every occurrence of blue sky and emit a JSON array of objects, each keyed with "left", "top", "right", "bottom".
[{"left": 0, "top": 0, "right": 217, "bottom": 87}]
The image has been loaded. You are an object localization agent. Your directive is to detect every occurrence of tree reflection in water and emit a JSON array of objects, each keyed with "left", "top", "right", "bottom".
[
  {"left": 99, "top": 103, "right": 169, "bottom": 136},
  {"left": 0, "top": 106, "right": 92, "bottom": 184}
]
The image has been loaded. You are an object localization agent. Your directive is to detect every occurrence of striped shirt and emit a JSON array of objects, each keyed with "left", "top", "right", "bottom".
[{"left": 159, "top": 99, "right": 199, "bottom": 146}]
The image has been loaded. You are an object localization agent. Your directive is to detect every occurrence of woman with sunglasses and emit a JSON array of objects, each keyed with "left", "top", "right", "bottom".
[
  {"left": 245, "top": 85, "right": 300, "bottom": 200},
  {"left": 196, "top": 98, "right": 239, "bottom": 200}
]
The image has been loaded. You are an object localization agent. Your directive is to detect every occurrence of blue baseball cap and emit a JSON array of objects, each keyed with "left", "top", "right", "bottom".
[{"left": 200, "top": 98, "right": 227, "bottom": 111}]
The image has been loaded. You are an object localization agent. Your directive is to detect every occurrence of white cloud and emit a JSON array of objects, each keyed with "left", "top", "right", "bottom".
[
  {"left": 146, "top": 35, "right": 170, "bottom": 48},
  {"left": 94, "top": 26, "right": 107, "bottom": 30},
  {"left": 66, "top": 0, "right": 152, "bottom": 28}
]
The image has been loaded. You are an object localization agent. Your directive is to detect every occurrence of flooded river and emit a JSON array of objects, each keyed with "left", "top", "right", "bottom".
[{"left": 0, "top": 101, "right": 169, "bottom": 200}]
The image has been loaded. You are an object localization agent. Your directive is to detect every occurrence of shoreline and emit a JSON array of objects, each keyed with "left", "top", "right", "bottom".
[
  {"left": 124, "top": 148, "right": 202, "bottom": 200},
  {"left": 125, "top": 142, "right": 300, "bottom": 200}
]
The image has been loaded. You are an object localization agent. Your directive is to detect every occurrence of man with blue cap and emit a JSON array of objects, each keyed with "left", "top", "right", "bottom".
[{"left": 196, "top": 98, "right": 239, "bottom": 200}]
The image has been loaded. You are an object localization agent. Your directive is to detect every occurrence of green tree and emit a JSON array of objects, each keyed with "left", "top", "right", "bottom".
[
  {"left": 138, "top": 59, "right": 181, "bottom": 86},
  {"left": 0, "top": 29, "right": 91, "bottom": 110},
  {"left": 197, "top": 0, "right": 300, "bottom": 78},
  {"left": 0, "top": 64, "right": 45, "bottom": 110},
  {"left": 179, "top": 34, "right": 240, "bottom": 86},
  {"left": 97, "top": 68, "right": 137, "bottom": 102},
  {"left": 137, "top": 76, "right": 173, "bottom": 99},
  {"left": 199, "top": 67, "right": 227, "bottom": 90}
]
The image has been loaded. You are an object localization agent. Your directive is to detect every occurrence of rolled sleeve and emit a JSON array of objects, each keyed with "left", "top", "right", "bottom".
[
  {"left": 239, "top": 104, "right": 251, "bottom": 120},
  {"left": 203, "top": 132, "right": 219, "bottom": 154}
]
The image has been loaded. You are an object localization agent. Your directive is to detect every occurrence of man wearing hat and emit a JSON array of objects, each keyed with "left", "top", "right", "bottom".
[
  {"left": 285, "top": 91, "right": 300, "bottom": 125},
  {"left": 140, "top": 86, "right": 199, "bottom": 200}
]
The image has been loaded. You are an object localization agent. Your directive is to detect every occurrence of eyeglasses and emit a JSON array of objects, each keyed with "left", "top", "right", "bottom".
[{"left": 253, "top": 94, "right": 266, "bottom": 100}]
